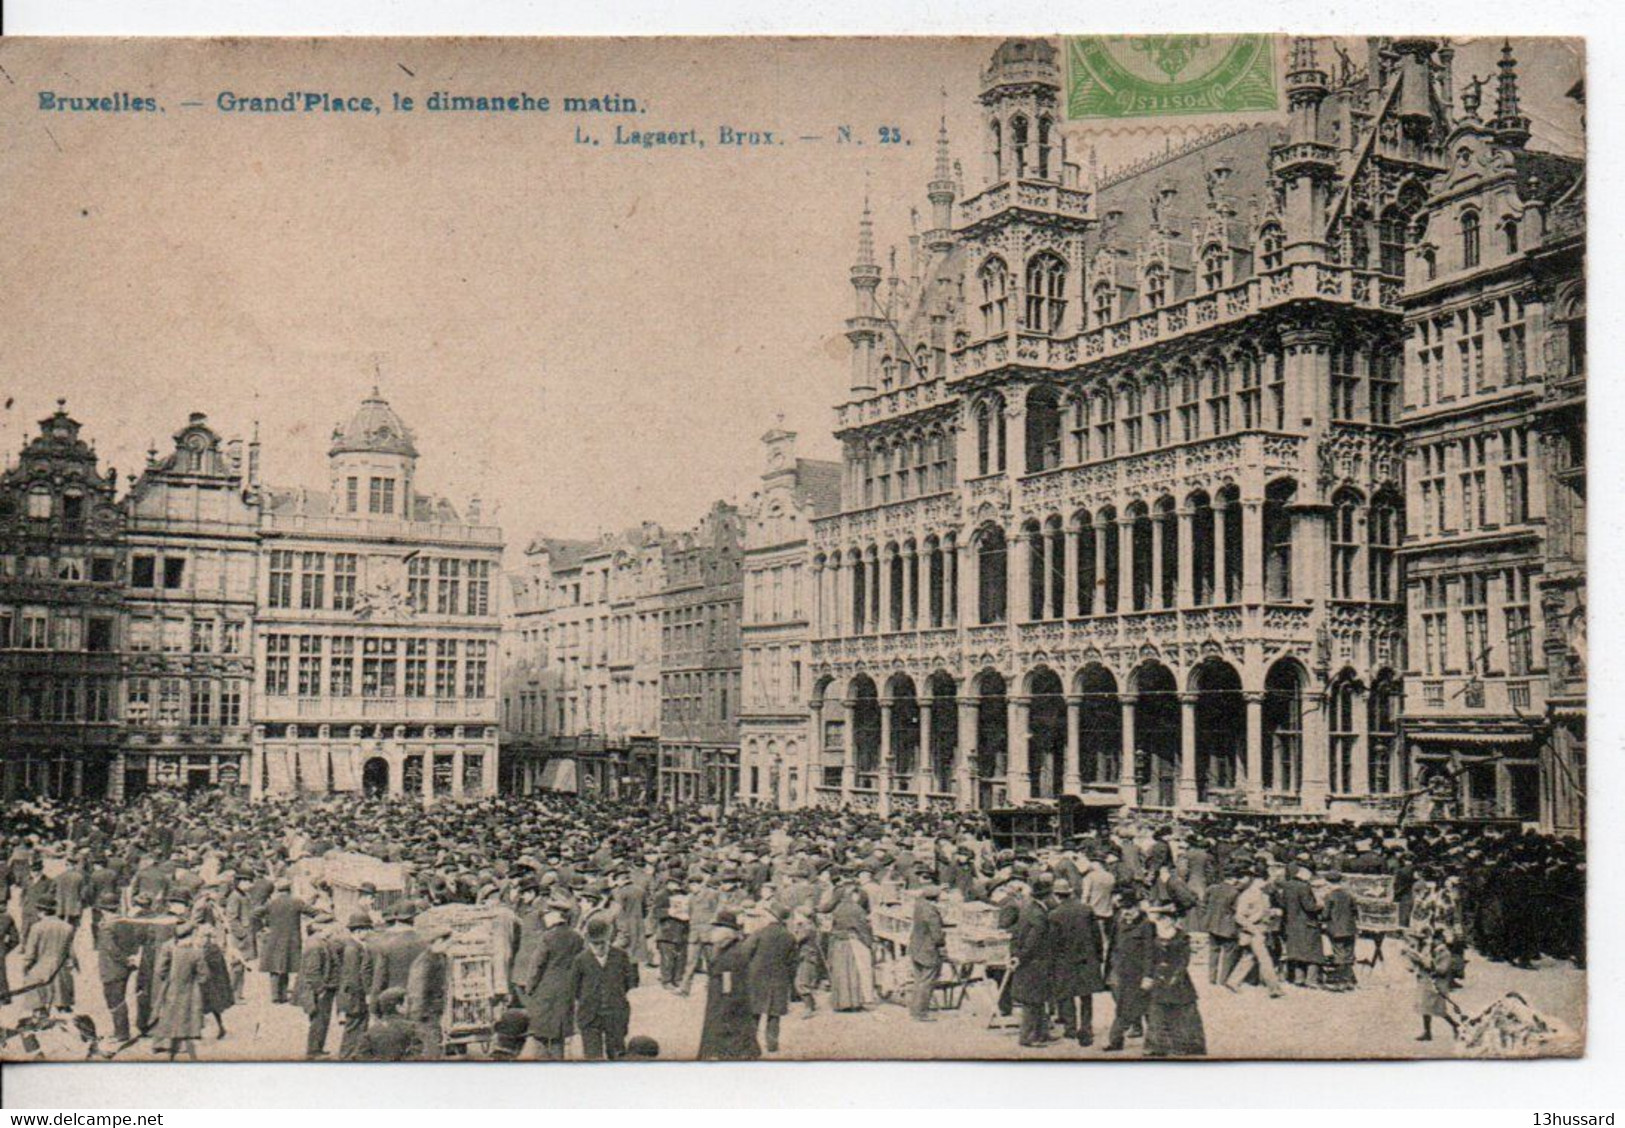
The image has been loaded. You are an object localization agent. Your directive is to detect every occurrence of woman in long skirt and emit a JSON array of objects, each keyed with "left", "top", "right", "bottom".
[
  {"left": 1143, "top": 903, "right": 1206, "bottom": 1057},
  {"left": 825, "top": 887, "right": 874, "bottom": 1012}
]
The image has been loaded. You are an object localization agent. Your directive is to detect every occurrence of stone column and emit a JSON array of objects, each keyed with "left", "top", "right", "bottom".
[
  {"left": 388, "top": 751, "right": 403, "bottom": 798},
  {"left": 903, "top": 547, "right": 917, "bottom": 630},
  {"left": 1007, "top": 696, "right": 1030, "bottom": 804},
  {"left": 1300, "top": 686, "right": 1329, "bottom": 811},
  {"left": 1177, "top": 508, "right": 1196, "bottom": 607},
  {"left": 1178, "top": 693, "right": 1200, "bottom": 809},
  {"left": 1213, "top": 501, "right": 1229, "bottom": 602},
  {"left": 1118, "top": 695, "right": 1138, "bottom": 804},
  {"left": 1011, "top": 531, "right": 1031, "bottom": 622},
  {"left": 960, "top": 540, "right": 978, "bottom": 626},
  {"left": 879, "top": 553, "right": 894, "bottom": 634},
  {"left": 1092, "top": 520, "right": 1107, "bottom": 614},
  {"left": 1118, "top": 518, "right": 1136, "bottom": 612},
  {"left": 452, "top": 748, "right": 465, "bottom": 798},
  {"left": 1152, "top": 513, "right": 1167, "bottom": 610},
  {"left": 1350, "top": 683, "right": 1370, "bottom": 797},
  {"left": 1244, "top": 691, "right": 1265, "bottom": 803},
  {"left": 878, "top": 700, "right": 894, "bottom": 816},
  {"left": 1064, "top": 695, "right": 1083, "bottom": 793},
  {"left": 839, "top": 698, "right": 854, "bottom": 804},
  {"left": 1242, "top": 498, "right": 1264, "bottom": 605},
  {"left": 956, "top": 695, "right": 977, "bottom": 806},
  {"left": 916, "top": 699, "right": 934, "bottom": 795},
  {"left": 1063, "top": 525, "right": 1081, "bottom": 619}
]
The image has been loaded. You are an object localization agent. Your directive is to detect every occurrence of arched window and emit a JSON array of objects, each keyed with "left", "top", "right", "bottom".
[
  {"left": 1329, "top": 678, "right": 1360, "bottom": 794},
  {"left": 1144, "top": 264, "right": 1167, "bottom": 310},
  {"left": 1422, "top": 246, "right": 1438, "bottom": 281},
  {"left": 1204, "top": 358, "right": 1231, "bottom": 435},
  {"left": 1178, "top": 365, "right": 1201, "bottom": 442},
  {"left": 1069, "top": 394, "right": 1091, "bottom": 462},
  {"left": 1502, "top": 216, "right": 1519, "bottom": 255},
  {"left": 976, "top": 526, "right": 1008, "bottom": 624},
  {"left": 1349, "top": 211, "right": 1371, "bottom": 269},
  {"left": 880, "top": 356, "right": 895, "bottom": 391},
  {"left": 1148, "top": 375, "right": 1171, "bottom": 447},
  {"left": 1024, "top": 253, "right": 1068, "bottom": 333},
  {"left": 1120, "top": 382, "right": 1143, "bottom": 454},
  {"left": 1201, "top": 243, "right": 1226, "bottom": 291},
  {"left": 1368, "top": 674, "right": 1400, "bottom": 794},
  {"left": 1094, "top": 390, "right": 1116, "bottom": 459},
  {"left": 974, "top": 395, "right": 1006, "bottom": 476},
  {"left": 1379, "top": 208, "right": 1406, "bottom": 276},
  {"left": 989, "top": 118, "right": 1003, "bottom": 181},
  {"left": 1331, "top": 489, "right": 1362, "bottom": 599},
  {"left": 875, "top": 442, "right": 893, "bottom": 503},
  {"left": 1237, "top": 351, "right": 1261, "bottom": 429},
  {"left": 978, "top": 257, "right": 1010, "bottom": 337},
  {"left": 1010, "top": 115, "right": 1030, "bottom": 178},
  {"left": 1036, "top": 116, "right": 1053, "bottom": 180},
  {"left": 1264, "top": 479, "right": 1297, "bottom": 601},
  {"left": 1093, "top": 280, "right": 1115, "bottom": 326},
  {"left": 1025, "top": 387, "right": 1063, "bottom": 473},
  {"left": 1259, "top": 223, "right": 1284, "bottom": 271},
  {"left": 1461, "top": 208, "right": 1481, "bottom": 269},
  {"left": 1263, "top": 662, "right": 1303, "bottom": 793},
  {"left": 915, "top": 344, "right": 932, "bottom": 381},
  {"left": 1369, "top": 495, "right": 1400, "bottom": 601},
  {"left": 861, "top": 447, "right": 876, "bottom": 506}
]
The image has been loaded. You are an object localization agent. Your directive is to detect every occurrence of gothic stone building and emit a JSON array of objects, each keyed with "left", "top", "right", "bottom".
[
  {"left": 0, "top": 405, "right": 125, "bottom": 799},
  {"left": 808, "top": 37, "right": 1453, "bottom": 819},
  {"left": 1398, "top": 53, "right": 1585, "bottom": 834},
  {"left": 119, "top": 413, "right": 260, "bottom": 798},
  {"left": 252, "top": 391, "right": 503, "bottom": 800}
]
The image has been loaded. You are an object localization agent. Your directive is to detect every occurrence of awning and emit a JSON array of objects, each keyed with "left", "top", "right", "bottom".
[
  {"left": 539, "top": 758, "right": 578, "bottom": 793},
  {"left": 1407, "top": 730, "right": 1534, "bottom": 747}
]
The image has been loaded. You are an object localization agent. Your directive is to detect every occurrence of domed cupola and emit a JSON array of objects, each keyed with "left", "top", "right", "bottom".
[{"left": 329, "top": 387, "right": 417, "bottom": 517}]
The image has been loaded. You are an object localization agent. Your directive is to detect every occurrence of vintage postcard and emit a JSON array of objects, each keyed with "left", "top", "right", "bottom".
[{"left": 0, "top": 34, "right": 1585, "bottom": 1063}]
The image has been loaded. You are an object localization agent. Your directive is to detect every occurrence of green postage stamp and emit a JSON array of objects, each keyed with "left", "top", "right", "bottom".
[{"left": 1065, "top": 35, "right": 1278, "bottom": 119}]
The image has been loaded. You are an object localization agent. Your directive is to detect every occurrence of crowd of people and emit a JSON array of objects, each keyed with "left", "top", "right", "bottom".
[{"left": 0, "top": 789, "right": 1586, "bottom": 1061}]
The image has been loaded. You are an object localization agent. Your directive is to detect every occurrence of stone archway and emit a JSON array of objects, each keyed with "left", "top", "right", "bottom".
[{"left": 362, "top": 756, "right": 390, "bottom": 797}]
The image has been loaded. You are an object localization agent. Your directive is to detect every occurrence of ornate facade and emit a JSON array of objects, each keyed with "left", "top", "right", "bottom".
[
  {"left": 739, "top": 425, "right": 841, "bottom": 809},
  {"left": 251, "top": 391, "right": 504, "bottom": 800},
  {"left": 0, "top": 404, "right": 125, "bottom": 799},
  {"left": 658, "top": 501, "right": 743, "bottom": 806},
  {"left": 1398, "top": 54, "right": 1585, "bottom": 833},
  {"left": 808, "top": 37, "right": 1452, "bottom": 819},
  {"left": 119, "top": 413, "right": 260, "bottom": 798}
]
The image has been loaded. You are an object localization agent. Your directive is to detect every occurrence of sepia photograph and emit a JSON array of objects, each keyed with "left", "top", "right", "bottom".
[{"left": 0, "top": 31, "right": 1588, "bottom": 1070}]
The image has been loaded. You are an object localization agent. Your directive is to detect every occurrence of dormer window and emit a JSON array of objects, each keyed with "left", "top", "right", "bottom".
[
  {"left": 1093, "top": 281, "right": 1115, "bottom": 326},
  {"left": 1144, "top": 265, "right": 1167, "bottom": 311},
  {"left": 1201, "top": 244, "right": 1226, "bottom": 292},
  {"left": 978, "top": 257, "right": 1009, "bottom": 337},
  {"left": 1259, "top": 224, "right": 1284, "bottom": 272}
]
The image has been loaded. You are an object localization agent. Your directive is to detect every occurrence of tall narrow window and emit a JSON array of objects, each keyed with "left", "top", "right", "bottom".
[
  {"left": 979, "top": 258, "right": 1010, "bottom": 337},
  {"left": 1260, "top": 224, "right": 1284, "bottom": 272},
  {"left": 1461, "top": 209, "right": 1481, "bottom": 269},
  {"left": 1201, "top": 244, "right": 1225, "bottom": 291},
  {"left": 1024, "top": 253, "right": 1068, "bottom": 333},
  {"left": 1144, "top": 265, "right": 1167, "bottom": 311}
]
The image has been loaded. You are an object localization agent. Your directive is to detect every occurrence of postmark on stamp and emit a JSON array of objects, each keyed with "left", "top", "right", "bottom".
[{"left": 1065, "top": 35, "right": 1278, "bottom": 119}]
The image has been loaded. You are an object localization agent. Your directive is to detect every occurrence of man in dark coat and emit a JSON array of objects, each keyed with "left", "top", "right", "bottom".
[
  {"left": 406, "top": 925, "right": 453, "bottom": 1060},
  {"left": 1008, "top": 886, "right": 1054, "bottom": 1048},
  {"left": 571, "top": 916, "right": 638, "bottom": 1059},
  {"left": 1320, "top": 871, "right": 1359, "bottom": 991},
  {"left": 93, "top": 911, "right": 144, "bottom": 1042},
  {"left": 1279, "top": 864, "right": 1323, "bottom": 987},
  {"left": 335, "top": 912, "right": 375, "bottom": 1059},
  {"left": 744, "top": 903, "right": 798, "bottom": 1051},
  {"left": 1199, "top": 870, "right": 1241, "bottom": 985},
  {"left": 253, "top": 878, "right": 315, "bottom": 1003},
  {"left": 344, "top": 986, "right": 423, "bottom": 1061},
  {"left": 907, "top": 885, "right": 947, "bottom": 1023},
  {"left": 524, "top": 898, "right": 584, "bottom": 1059},
  {"left": 1046, "top": 878, "right": 1106, "bottom": 1046},
  {"left": 367, "top": 905, "right": 427, "bottom": 1015},
  {"left": 294, "top": 914, "right": 343, "bottom": 1058},
  {"left": 650, "top": 877, "right": 688, "bottom": 989},
  {"left": 697, "top": 910, "right": 759, "bottom": 1060},
  {"left": 1104, "top": 896, "right": 1154, "bottom": 1052}
]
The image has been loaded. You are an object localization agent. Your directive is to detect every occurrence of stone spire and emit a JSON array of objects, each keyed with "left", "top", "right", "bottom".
[
  {"left": 1491, "top": 39, "right": 1531, "bottom": 148},
  {"left": 926, "top": 95, "right": 957, "bottom": 254},
  {"left": 846, "top": 187, "right": 883, "bottom": 396}
]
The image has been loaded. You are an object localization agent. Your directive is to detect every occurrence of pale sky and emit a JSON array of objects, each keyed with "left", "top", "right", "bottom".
[{"left": 0, "top": 37, "right": 1582, "bottom": 558}]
